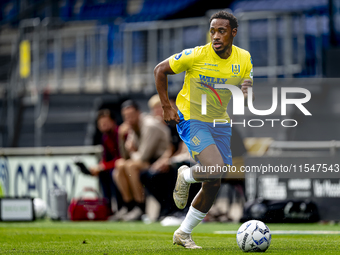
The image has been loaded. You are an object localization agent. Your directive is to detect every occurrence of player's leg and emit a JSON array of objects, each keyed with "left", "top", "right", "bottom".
[
  {"left": 173, "top": 144, "right": 224, "bottom": 245},
  {"left": 193, "top": 143, "right": 225, "bottom": 181},
  {"left": 173, "top": 117, "right": 218, "bottom": 209},
  {"left": 173, "top": 119, "right": 230, "bottom": 248},
  {"left": 186, "top": 123, "right": 232, "bottom": 184},
  {"left": 188, "top": 122, "right": 232, "bottom": 213},
  {"left": 173, "top": 178, "right": 222, "bottom": 247},
  {"left": 173, "top": 144, "right": 224, "bottom": 249},
  {"left": 173, "top": 142, "right": 224, "bottom": 209}
]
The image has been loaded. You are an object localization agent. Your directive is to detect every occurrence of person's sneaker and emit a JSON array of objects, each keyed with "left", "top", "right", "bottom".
[
  {"left": 108, "top": 207, "right": 128, "bottom": 221},
  {"left": 122, "top": 207, "right": 143, "bottom": 221},
  {"left": 173, "top": 229, "right": 202, "bottom": 249},
  {"left": 173, "top": 165, "right": 191, "bottom": 209}
]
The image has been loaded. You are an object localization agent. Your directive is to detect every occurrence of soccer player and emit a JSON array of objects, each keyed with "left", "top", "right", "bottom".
[{"left": 154, "top": 10, "right": 253, "bottom": 249}]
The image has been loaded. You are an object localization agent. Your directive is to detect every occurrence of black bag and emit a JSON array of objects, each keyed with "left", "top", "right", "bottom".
[
  {"left": 74, "top": 161, "right": 92, "bottom": 176},
  {"left": 241, "top": 199, "right": 320, "bottom": 223}
]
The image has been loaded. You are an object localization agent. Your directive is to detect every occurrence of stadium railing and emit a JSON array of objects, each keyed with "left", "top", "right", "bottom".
[
  {"left": 0, "top": 10, "right": 327, "bottom": 148},
  {"left": 0, "top": 145, "right": 103, "bottom": 156},
  {"left": 1, "top": 9, "right": 325, "bottom": 96}
]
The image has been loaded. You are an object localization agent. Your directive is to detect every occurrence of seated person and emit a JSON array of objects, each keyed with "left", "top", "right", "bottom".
[
  {"left": 112, "top": 100, "right": 171, "bottom": 221},
  {"left": 75, "top": 109, "right": 123, "bottom": 214},
  {"left": 140, "top": 95, "right": 201, "bottom": 219}
]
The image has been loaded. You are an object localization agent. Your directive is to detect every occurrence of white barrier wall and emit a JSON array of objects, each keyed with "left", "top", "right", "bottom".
[{"left": 0, "top": 155, "right": 98, "bottom": 205}]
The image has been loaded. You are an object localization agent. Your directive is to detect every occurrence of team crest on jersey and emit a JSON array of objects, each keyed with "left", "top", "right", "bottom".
[
  {"left": 232, "top": 64, "right": 240, "bottom": 75},
  {"left": 191, "top": 136, "right": 201, "bottom": 146}
]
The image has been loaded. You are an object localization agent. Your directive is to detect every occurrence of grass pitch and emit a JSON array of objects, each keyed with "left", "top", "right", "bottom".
[{"left": 1, "top": 220, "right": 340, "bottom": 254}]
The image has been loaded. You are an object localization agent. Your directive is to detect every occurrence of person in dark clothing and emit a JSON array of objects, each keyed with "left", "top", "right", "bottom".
[{"left": 89, "top": 109, "right": 123, "bottom": 214}]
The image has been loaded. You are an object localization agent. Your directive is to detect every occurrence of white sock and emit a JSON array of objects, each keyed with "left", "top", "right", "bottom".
[
  {"left": 179, "top": 206, "right": 207, "bottom": 234},
  {"left": 183, "top": 167, "right": 198, "bottom": 183}
]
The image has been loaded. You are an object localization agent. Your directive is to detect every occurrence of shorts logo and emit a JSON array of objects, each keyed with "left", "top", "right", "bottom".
[
  {"left": 232, "top": 64, "right": 240, "bottom": 75},
  {"left": 175, "top": 52, "right": 182, "bottom": 60},
  {"left": 191, "top": 136, "right": 201, "bottom": 146}
]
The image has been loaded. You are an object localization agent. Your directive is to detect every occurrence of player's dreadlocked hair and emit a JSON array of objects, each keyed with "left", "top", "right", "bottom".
[{"left": 209, "top": 10, "right": 238, "bottom": 30}]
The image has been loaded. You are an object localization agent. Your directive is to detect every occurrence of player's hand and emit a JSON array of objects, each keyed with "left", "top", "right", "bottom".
[
  {"left": 241, "top": 79, "right": 252, "bottom": 98},
  {"left": 163, "top": 106, "right": 180, "bottom": 125}
]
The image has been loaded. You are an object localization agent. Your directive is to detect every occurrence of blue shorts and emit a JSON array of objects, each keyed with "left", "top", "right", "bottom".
[{"left": 176, "top": 110, "right": 232, "bottom": 165}]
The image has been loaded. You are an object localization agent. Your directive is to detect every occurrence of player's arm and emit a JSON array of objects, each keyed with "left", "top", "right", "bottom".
[
  {"left": 241, "top": 54, "right": 254, "bottom": 106},
  {"left": 241, "top": 79, "right": 253, "bottom": 106},
  {"left": 154, "top": 59, "right": 180, "bottom": 125}
]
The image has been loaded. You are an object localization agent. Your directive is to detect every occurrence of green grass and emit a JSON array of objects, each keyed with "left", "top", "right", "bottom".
[{"left": 1, "top": 220, "right": 340, "bottom": 254}]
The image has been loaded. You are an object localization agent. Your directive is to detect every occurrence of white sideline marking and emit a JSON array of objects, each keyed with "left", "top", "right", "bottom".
[{"left": 214, "top": 230, "right": 340, "bottom": 235}]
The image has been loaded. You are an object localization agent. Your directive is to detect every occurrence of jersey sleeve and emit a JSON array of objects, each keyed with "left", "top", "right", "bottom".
[{"left": 169, "top": 48, "right": 194, "bottom": 74}]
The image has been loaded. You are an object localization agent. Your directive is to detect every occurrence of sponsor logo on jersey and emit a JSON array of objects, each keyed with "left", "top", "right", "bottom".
[
  {"left": 204, "top": 63, "right": 218, "bottom": 67},
  {"left": 199, "top": 75, "right": 228, "bottom": 87},
  {"left": 184, "top": 49, "right": 193, "bottom": 55},
  {"left": 174, "top": 52, "right": 182, "bottom": 60},
  {"left": 232, "top": 64, "right": 240, "bottom": 75},
  {"left": 198, "top": 75, "right": 225, "bottom": 107}
]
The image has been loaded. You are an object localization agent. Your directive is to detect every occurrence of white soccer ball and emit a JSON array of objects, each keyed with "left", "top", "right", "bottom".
[
  {"left": 33, "top": 198, "right": 47, "bottom": 219},
  {"left": 236, "top": 220, "right": 271, "bottom": 252}
]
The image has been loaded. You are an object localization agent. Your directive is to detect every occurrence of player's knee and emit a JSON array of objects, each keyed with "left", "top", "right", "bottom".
[
  {"left": 205, "top": 158, "right": 224, "bottom": 168},
  {"left": 207, "top": 162, "right": 225, "bottom": 179},
  {"left": 209, "top": 169, "right": 224, "bottom": 179},
  {"left": 203, "top": 179, "right": 221, "bottom": 193}
]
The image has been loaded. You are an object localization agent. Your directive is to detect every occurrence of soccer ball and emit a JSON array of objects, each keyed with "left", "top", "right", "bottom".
[
  {"left": 236, "top": 220, "right": 271, "bottom": 252},
  {"left": 33, "top": 198, "right": 47, "bottom": 219}
]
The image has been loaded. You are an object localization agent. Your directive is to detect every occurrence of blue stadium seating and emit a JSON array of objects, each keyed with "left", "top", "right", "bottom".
[
  {"left": 55, "top": 0, "right": 197, "bottom": 22},
  {"left": 54, "top": 0, "right": 199, "bottom": 67},
  {"left": 0, "top": 0, "right": 18, "bottom": 22},
  {"left": 231, "top": 0, "right": 328, "bottom": 14},
  {"left": 3, "top": 0, "right": 335, "bottom": 77},
  {"left": 230, "top": 0, "right": 332, "bottom": 77}
]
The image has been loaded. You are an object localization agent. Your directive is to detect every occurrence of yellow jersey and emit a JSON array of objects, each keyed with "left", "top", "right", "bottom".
[{"left": 169, "top": 43, "right": 253, "bottom": 123}]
